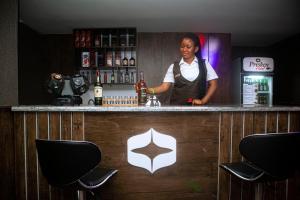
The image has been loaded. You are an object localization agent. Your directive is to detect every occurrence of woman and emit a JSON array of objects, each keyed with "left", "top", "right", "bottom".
[{"left": 147, "top": 33, "right": 218, "bottom": 105}]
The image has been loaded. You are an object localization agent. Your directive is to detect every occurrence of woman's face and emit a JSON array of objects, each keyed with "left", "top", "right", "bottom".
[{"left": 180, "top": 38, "right": 199, "bottom": 60}]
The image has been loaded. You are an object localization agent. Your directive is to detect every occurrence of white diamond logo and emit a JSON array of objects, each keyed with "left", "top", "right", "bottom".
[{"left": 127, "top": 128, "right": 176, "bottom": 174}]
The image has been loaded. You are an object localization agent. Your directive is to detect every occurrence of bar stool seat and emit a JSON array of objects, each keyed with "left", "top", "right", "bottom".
[
  {"left": 220, "top": 161, "right": 264, "bottom": 181},
  {"left": 78, "top": 166, "right": 118, "bottom": 189}
]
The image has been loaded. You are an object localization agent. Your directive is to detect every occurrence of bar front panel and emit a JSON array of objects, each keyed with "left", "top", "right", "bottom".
[{"left": 13, "top": 111, "right": 300, "bottom": 200}]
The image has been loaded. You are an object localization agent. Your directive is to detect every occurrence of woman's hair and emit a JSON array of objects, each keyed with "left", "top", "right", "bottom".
[
  {"left": 180, "top": 32, "right": 200, "bottom": 48},
  {"left": 180, "top": 32, "right": 203, "bottom": 59}
]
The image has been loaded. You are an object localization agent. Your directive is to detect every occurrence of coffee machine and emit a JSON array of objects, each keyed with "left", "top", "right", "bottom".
[{"left": 46, "top": 73, "right": 89, "bottom": 106}]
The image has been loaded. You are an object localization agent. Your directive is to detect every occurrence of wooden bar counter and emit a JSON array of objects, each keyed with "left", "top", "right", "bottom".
[{"left": 10, "top": 105, "right": 300, "bottom": 200}]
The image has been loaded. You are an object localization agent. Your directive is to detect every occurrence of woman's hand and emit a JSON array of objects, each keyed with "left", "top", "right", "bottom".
[{"left": 192, "top": 99, "right": 207, "bottom": 105}]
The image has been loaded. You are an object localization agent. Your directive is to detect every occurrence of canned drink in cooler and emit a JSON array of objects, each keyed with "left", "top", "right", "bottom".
[{"left": 82, "top": 52, "right": 90, "bottom": 67}]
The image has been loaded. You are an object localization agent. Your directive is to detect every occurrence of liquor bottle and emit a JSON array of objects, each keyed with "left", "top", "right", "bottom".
[
  {"left": 106, "top": 51, "right": 113, "bottom": 67},
  {"left": 137, "top": 71, "right": 147, "bottom": 105},
  {"left": 94, "top": 70, "right": 103, "bottom": 105},
  {"left": 122, "top": 56, "right": 128, "bottom": 66},
  {"left": 104, "top": 71, "right": 107, "bottom": 83},
  {"left": 119, "top": 71, "right": 124, "bottom": 84},
  {"left": 129, "top": 52, "right": 135, "bottom": 66},
  {"left": 130, "top": 72, "right": 134, "bottom": 83},
  {"left": 95, "top": 35, "right": 100, "bottom": 47},
  {"left": 125, "top": 68, "right": 130, "bottom": 83},
  {"left": 111, "top": 70, "right": 115, "bottom": 83},
  {"left": 115, "top": 51, "right": 121, "bottom": 66}
]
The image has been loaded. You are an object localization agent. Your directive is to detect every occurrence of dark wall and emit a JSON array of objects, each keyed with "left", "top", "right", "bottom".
[
  {"left": 19, "top": 23, "right": 75, "bottom": 104},
  {"left": 0, "top": 0, "right": 18, "bottom": 105},
  {"left": 271, "top": 34, "right": 300, "bottom": 105},
  {"left": 0, "top": 107, "right": 15, "bottom": 200}
]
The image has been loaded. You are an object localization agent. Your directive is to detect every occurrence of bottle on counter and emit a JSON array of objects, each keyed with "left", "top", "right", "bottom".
[
  {"left": 137, "top": 71, "right": 147, "bottom": 105},
  {"left": 94, "top": 70, "right": 103, "bottom": 105}
]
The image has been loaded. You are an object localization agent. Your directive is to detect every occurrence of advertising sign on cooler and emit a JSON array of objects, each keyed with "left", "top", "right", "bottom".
[{"left": 243, "top": 57, "right": 274, "bottom": 72}]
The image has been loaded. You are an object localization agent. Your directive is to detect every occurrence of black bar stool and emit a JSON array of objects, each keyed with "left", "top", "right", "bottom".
[
  {"left": 36, "top": 139, "right": 118, "bottom": 200},
  {"left": 220, "top": 132, "right": 300, "bottom": 199}
]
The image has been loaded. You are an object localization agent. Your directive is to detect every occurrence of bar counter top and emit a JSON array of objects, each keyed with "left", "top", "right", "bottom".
[{"left": 11, "top": 105, "right": 300, "bottom": 112}]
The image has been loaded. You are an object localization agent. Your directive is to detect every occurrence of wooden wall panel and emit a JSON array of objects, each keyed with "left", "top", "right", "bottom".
[
  {"left": 287, "top": 112, "right": 300, "bottom": 200},
  {"left": 14, "top": 113, "right": 26, "bottom": 200},
  {"left": 37, "top": 112, "right": 50, "bottom": 200},
  {"left": 61, "top": 112, "right": 72, "bottom": 140},
  {"left": 85, "top": 112, "right": 219, "bottom": 200},
  {"left": 0, "top": 108, "right": 15, "bottom": 200},
  {"left": 72, "top": 112, "right": 84, "bottom": 141},
  {"left": 263, "top": 112, "right": 277, "bottom": 200},
  {"left": 26, "top": 112, "right": 38, "bottom": 200},
  {"left": 274, "top": 112, "right": 289, "bottom": 200},
  {"left": 230, "top": 112, "right": 243, "bottom": 200},
  {"left": 49, "top": 112, "right": 63, "bottom": 200},
  {"left": 241, "top": 112, "right": 255, "bottom": 200},
  {"left": 219, "top": 112, "right": 232, "bottom": 200}
]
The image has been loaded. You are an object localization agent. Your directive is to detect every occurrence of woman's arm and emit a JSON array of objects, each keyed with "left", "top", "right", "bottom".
[
  {"left": 193, "top": 79, "right": 218, "bottom": 105},
  {"left": 147, "top": 82, "right": 172, "bottom": 94}
]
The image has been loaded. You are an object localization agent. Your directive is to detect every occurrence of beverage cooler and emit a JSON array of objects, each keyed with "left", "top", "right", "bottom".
[{"left": 234, "top": 57, "right": 274, "bottom": 105}]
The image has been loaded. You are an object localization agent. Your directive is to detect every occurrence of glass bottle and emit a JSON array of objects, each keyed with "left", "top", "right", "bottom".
[
  {"left": 125, "top": 68, "right": 130, "bottom": 83},
  {"left": 94, "top": 70, "right": 103, "bottom": 105},
  {"left": 137, "top": 71, "right": 147, "bottom": 105},
  {"left": 129, "top": 51, "right": 135, "bottom": 66},
  {"left": 111, "top": 70, "right": 115, "bottom": 83},
  {"left": 122, "top": 51, "right": 128, "bottom": 66}
]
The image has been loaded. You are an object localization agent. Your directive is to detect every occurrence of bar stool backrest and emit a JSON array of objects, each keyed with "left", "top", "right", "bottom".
[{"left": 36, "top": 139, "right": 101, "bottom": 187}]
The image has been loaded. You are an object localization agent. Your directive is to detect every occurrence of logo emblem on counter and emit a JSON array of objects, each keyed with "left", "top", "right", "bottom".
[{"left": 127, "top": 128, "right": 176, "bottom": 174}]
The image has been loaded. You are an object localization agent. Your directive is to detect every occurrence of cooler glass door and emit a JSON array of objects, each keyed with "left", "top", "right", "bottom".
[{"left": 242, "top": 75, "right": 272, "bottom": 105}]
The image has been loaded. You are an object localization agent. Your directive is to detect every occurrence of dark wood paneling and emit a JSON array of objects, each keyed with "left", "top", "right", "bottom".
[
  {"left": 49, "top": 112, "right": 63, "bottom": 199},
  {"left": 72, "top": 112, "right": 84, "bottom": 140},
  {"left": 12, "top": 111, "right": 300, "bottom": 200},
  {"left": 230, "top": 112, "right": 243, "bottom": 200},
  {"left": 14, "top": 112, "right": 26, "bottom": 200},
  {"left": 37, "top": 112, "right": 50, "bottom": 200},
  {"left": 0, "top": 108, "right": 15, "bottom": 200},
  {"left": 219, "top": 112, "right": 232, "bottom": 200},
  {"left": 61, "top": 112, "right": 72, "bottom": 140},
  {"left": 26, "top": 112, "right": 38, "bottom": 200},
  {"left": 241, "top": 112, "right": 255, "bottom": 200},
  {"left": 287, "top": 112, "right": 300, "bottom": 200},
  {"left": 85, "top": 112, "right": 219, "bottom": 200}
]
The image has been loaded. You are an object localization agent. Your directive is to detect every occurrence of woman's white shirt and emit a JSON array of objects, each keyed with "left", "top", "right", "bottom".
[{"left": 163, "top": 57, "right": 218, "bottom": 83}]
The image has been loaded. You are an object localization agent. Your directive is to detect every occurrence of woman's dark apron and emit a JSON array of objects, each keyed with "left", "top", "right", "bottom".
[{"left": 170, "top": 59, "right": 207, "bottom": 105}]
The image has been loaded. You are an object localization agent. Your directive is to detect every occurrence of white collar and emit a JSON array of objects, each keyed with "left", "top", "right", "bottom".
[{"left": 179, "top": 57, "right": 198, "bottom": 65}]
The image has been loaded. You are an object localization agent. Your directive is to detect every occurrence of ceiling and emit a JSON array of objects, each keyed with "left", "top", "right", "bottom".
[{"left": 20, "top": 0, "right": 300, "bottom": 46}]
